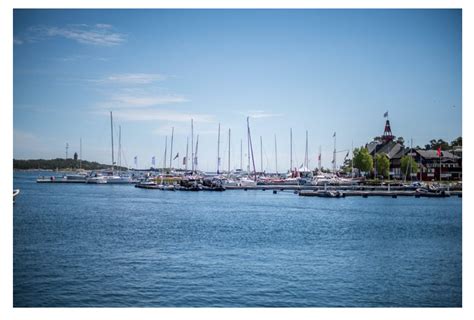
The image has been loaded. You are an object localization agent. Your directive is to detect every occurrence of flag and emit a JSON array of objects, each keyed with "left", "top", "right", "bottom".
[
  {"left": 152, "top": 156, "right": 155, "bottom": 166},
  {"left": 194, "top": 157, "right": 198, "bottom": 165},
  {"left": 318, "top": 154, "right": 321, "bottom": 161},
  {"left": 344, "top": 151, "right": 349, "bottom": 160},
  {"left": 183, "top": 157, "right": 186, "bottom": 165},
  {"left": 437, "top": 147, "right": 442, "bottom": 157},
  {"left": 333, "top": 132, "right": 336, "bottom": 138},
  {"left": 218, "top": 157, "right": 221, "bottom": 166},
  {"left": 173, "top": 152, "right": 179, "bottom": 160},
  {"left": 384, "top": 111, "right": 389, "bottom": 118},
  {"left": 134, "top": 156, "right": 137, "bottom": 165}
]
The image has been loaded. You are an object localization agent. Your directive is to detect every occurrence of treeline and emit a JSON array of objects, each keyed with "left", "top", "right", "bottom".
[
  {"left": 13, "top": 158, "right": 127, "bottom": 171},
  {"left": 422, "top": 137, "right": 462, "bottom": 150},
  {"left": 375, "top": 136, "right": 462, "bottom": 150}
]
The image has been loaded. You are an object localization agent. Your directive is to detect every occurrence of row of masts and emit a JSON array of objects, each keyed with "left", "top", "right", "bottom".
[
  {"left": 159, "top": 117, "right": 339, "bottom": 177},
  {"left": 108, "top": 111, "right": 342, "bottom": 175}
]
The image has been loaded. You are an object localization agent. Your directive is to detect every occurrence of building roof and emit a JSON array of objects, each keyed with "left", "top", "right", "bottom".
[
  {"left": 367, "top": 141, "right": 379, "bottom": 154},
  {"left": 415, "top": 149, "right": 459, "bottom": 160},
  {"left": 367, "top": 140, "right": 405, "bottom": 159}
]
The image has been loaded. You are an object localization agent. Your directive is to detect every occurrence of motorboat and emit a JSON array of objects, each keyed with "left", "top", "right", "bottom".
[
  {"left": 13, "top": 189, "right": 20, "bottom": 203},
  {"left": 238, "top": 177, "right": 257, "bottom": 187},
  {"left": 86, "top": 175, "right": 107, "bottom": 184},
  {"left": 63, "top": 173, "right": 88, "bottom": 182},
  {"left": 104, "top": 175, "right": 137, "bottom": 184}
]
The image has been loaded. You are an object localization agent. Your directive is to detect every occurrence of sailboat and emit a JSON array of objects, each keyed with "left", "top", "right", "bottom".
[
  {"left": 239, "top": 117, "right": 257, "bottom": 187},
  {"left": 103, "top": 111, "right": 136, "bottom": 184}
]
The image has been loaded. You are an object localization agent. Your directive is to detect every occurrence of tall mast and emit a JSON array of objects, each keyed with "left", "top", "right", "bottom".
[
  {"left": 118, "top": 126, "right": 121, "bottom": 171},
  {"left": 163, "top": 136, "right": 168, "bottom": 170},
  {"left": 185, "top": 136, "right": 189, "bottom": 170},
  {"left": 274, "top": 134, "right": 278, "bottom": 174},
  {"left": 228, "top": 128, "right": 231, "bottom": 175},
  {"left": 191, "top": 119, "right": 194, "bottom": 173},
  {"left": 247, "top": 117, "right": 257, "bottom": 180},
  {"left": 260, "top": 136, "right": 263, "bottom": 173},
  {"left": 195, "top": 134, "right": 199, "bottom": 171},
  {"left": 240, "top": 139, "right": 243, "bottom": 170},
  {"left": 169, "top": 127, "right": 174, "bottom": 169},
  {"left": 305, "top": 130, "right": 309, "bottom": 169},
  {"left": 290, "top": 128, "right": 293, "bottom": 172},
  {"left": 110, "top": 111, "right": 114, "bottom": 172},
  {"left": 333, "top": 132, "right": 336, "bottom": 173},
  {"left": 79, "top": 137, "right": 82, "bottom": 169},
  {"left": 410, "top": 138, "right": 414, "bottom": 182},
  {"left": 247, "top": 120, "right": 251, "bottom": 174},
  {"left": 217, "top": 123, "right": 221, "bottom": 174}
]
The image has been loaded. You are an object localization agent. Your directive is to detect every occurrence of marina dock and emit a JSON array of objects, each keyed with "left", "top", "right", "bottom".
[{"left": 298, "top": 190, "right": 461, "bottom": 198}]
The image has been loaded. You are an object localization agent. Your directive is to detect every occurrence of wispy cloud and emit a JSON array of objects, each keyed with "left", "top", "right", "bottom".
[
  {"left": 97, "top": 108, "right": 214, "bottom": 123},
  {"left": 97, "top": 89, "right": 189, "bottom": 108},
  {"left": 246, "top": 110, "right": 284, "bottom": 119},
  {"left": 16, "top": 24, "right": 126, "bottom": 46},
  {"left": 55, "top": 54, "right": 109, "bottom": 62},
  {"left": 93, "top": 73, "right": 167, "bottom": 85}
]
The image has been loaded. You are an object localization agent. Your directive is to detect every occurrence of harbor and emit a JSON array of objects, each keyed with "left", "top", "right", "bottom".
[
  {"left": 12, "top": 8, "right": 463, "bottom": 310},
  {"left": 25, "top": 111, "right": 462, "bottom": 198}
]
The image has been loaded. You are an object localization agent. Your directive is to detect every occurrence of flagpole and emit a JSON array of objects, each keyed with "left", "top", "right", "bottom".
[
  {"left": 318, "top": 145, "right": 321, "bottom": 172},
  {"left": 169, "top": 127, "right": 174, "bottom": 169},
  {"left": 351, "top": 140, "right": 353, "bottom": 178},
  {"left": 439, "top": 148, "right": 442, "bottom": 184}
]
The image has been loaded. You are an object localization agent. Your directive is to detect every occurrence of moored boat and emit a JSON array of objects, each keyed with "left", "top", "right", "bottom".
[
  {"left": 86, "top": 175, "right": 107, "bottom": 184},
  {"left": 13, "top": 189, "right": 20, "bottom": 203}
]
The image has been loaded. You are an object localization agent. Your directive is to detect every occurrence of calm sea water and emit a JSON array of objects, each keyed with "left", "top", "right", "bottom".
[{"left": 13, "top": 171, "right": 462, "bottom": 307}]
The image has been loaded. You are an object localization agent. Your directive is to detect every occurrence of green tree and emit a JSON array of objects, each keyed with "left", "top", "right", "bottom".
[
  {"left": 396, "top": 136, "right": 405, "bottom": 146},
  {"left": 426, "top": 139, "right": 449, "bottom": 150},
  {"left": 400, "top": 155, "right": 419, "bottom": 180},
  {"left": 353, "top": 147, "right": 373, "bottom": 175},
  {"left": 375, "top": 153, "right": 390, "bottom": 178},
  {"left": 451, "top": 136, "right": 462, "bottom": 147}
]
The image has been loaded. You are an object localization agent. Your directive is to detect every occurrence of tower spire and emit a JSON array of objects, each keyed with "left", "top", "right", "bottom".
[{"left": 382, "top": 120, "right": 395, "bottom": 142}]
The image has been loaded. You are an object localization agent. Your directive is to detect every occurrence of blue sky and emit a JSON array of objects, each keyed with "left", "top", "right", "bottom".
[{"left": 13, "top": 9, "right": 462, "bottom": 172}]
